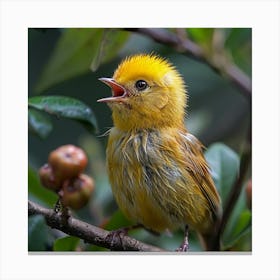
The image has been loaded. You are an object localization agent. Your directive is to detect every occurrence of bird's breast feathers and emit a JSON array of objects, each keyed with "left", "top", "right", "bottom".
[{"left": 106, "top": 127, "right": 221, "bottom": 233}]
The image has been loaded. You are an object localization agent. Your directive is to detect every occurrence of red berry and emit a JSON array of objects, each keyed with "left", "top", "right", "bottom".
[
  {"left": 48, "top": 145, "right": 88, "bottom": 182},
  {"left": 39, "top": 164, "right": 62, "bottom": 192},
  {"left": 60, "top": 174, "right": 94, "bottom": 210}
]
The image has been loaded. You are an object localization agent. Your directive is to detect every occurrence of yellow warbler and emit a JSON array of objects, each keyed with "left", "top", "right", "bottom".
[{"left": 98, "top": 54, "right": 222, "bottom": 251}]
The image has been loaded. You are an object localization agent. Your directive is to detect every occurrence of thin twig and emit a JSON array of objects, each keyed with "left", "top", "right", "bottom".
[
  {"left": 28, "top": 200, "right": 164, "bottom": 252},
  {"left": 215, "top": 119, "right": 252, "bottom": 247},
  {"left": 124, "top": 28, "right": 251, "bottom": 100}
]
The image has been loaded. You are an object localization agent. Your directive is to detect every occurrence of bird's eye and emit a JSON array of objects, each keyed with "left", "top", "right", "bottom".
[{"left": 135, "top": 80, "right": 148, "bottom": 91}]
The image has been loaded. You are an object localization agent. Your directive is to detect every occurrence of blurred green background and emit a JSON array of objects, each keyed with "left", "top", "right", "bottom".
[{"left": 28, "top": 28, "right": 251, "bottom": 252}]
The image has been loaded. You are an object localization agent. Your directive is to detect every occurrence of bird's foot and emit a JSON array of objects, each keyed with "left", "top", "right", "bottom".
[
  {"left": 105, "top": 224, "right": 142, "bottom": 251},
  {"left": 105, "top": 228, "right": 127, "bottom": 250},
  {"left": 176, "top": 242, "right": 189, "bottom": 252},
  {"left": 176, "top": 225, "right": 189, "bottom": 252}
]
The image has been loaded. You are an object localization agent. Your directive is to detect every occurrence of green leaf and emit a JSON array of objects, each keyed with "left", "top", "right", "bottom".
[
  {"left": 90, "top": 29, "right": 130, "bottom": 71},
  {"left": 222, "top": 189, "right": 252, "bottom": 250},
  {"left": 224, "top": 225, "right": 251, "bottom": 251},
  {"left": 28, "top": 108, "right": 53, "bottom": 138},
  {"left": 232, "top": 209, "right": 251, "bottom": 237},
  {"left": 53, "top": 236, "right": 80, "bottom": 251},
  {"left": 35, "top": 28, "right": 130, "bottom": 93},
  {"left": 28, "top": 165, "right": 57, "bottom": 207},
  {"left": 205, "top": 143, "right": 240, "bottom": 206},
  {"left": 225, "top": 28, "right": 251, "bottom": 51},
  {"left": 85, "top": 244, "right": 108, "bottom": 252},
  {"left": 188, "top": 28, "right": 214, "bottom": 53},
  {"left": 28, "top": 95, "right": 98, "bottom": 133},
  {"left": 28, "top": 215, "right": 48, "bottom": 251},
  {"left": 35, "top": 28, "right": 103, "bottom": 93},
  {"left": 225, "top": 28, "right": 252, "bottom": 75}
]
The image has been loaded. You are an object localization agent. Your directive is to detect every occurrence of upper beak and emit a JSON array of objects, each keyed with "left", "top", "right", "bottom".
[{"left": 97, "top": 78, "right": 127, "bottom": 103}]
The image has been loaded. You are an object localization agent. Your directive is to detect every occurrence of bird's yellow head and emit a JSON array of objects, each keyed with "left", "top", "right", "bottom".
[{"left": 98, "top": 54, "right": 187, "bottom": 131}]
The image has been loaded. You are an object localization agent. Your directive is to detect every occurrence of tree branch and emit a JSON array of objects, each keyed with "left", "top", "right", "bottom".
[
  {"left": 213, "top": 119, "right": 252, "bottom": 248},
  {"left": 220, "top": 121, "right": 251, "bottom": 233},
  {"left": 124, "top": 28, "right": 251, "bottom": 100},
  {"left": 28, "top": 200, "right": 164, "bottom": 252}
]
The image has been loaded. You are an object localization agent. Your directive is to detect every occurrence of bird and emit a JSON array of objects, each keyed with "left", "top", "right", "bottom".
[{"left": 97, "top": 53, "right": 222, "bottom": 251}]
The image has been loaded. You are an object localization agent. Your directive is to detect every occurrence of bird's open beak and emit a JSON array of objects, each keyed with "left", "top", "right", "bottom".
[{"left": 97, "top": 78, "right": 128, "bottom": 103}]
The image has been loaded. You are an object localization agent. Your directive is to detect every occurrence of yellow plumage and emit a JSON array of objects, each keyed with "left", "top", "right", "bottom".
[{"left": 98, "top": 54, "right": 222, "bottom": 250}]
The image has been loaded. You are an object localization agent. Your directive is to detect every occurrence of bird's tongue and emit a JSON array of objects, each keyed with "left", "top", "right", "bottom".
[
  {"left": 109, "top": 82, "right": 125, "bottom": 97},
  {"left": 98, "top": 78, "right": 125, "bottom": 97}
]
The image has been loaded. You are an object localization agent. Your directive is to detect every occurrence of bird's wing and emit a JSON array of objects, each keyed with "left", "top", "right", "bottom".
[{"left": 179, "top": 132, "right": 222, "bottom": 219}]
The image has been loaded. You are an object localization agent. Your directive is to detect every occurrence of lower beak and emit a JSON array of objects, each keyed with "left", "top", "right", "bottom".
[{"left": 97, "top": 78, "right": 127, "bottom": 103}]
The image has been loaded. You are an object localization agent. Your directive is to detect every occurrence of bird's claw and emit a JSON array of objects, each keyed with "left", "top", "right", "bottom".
[
  {"left": 176, "top": 243, "right": 189, "bottom": 252},
  {"left": 105, "top": 225, "right": 142, "bottom": 251},
  {"left": 105, "top": 228, "right": 128, "bottom": 250},
  {"left": 176, "top": 225, "right": 189, "bottom": 252}
]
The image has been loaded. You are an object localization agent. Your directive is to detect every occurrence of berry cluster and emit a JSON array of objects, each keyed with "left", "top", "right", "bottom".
[{"left": 39, "top": 145, "right": 94, "bottom": 210}]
